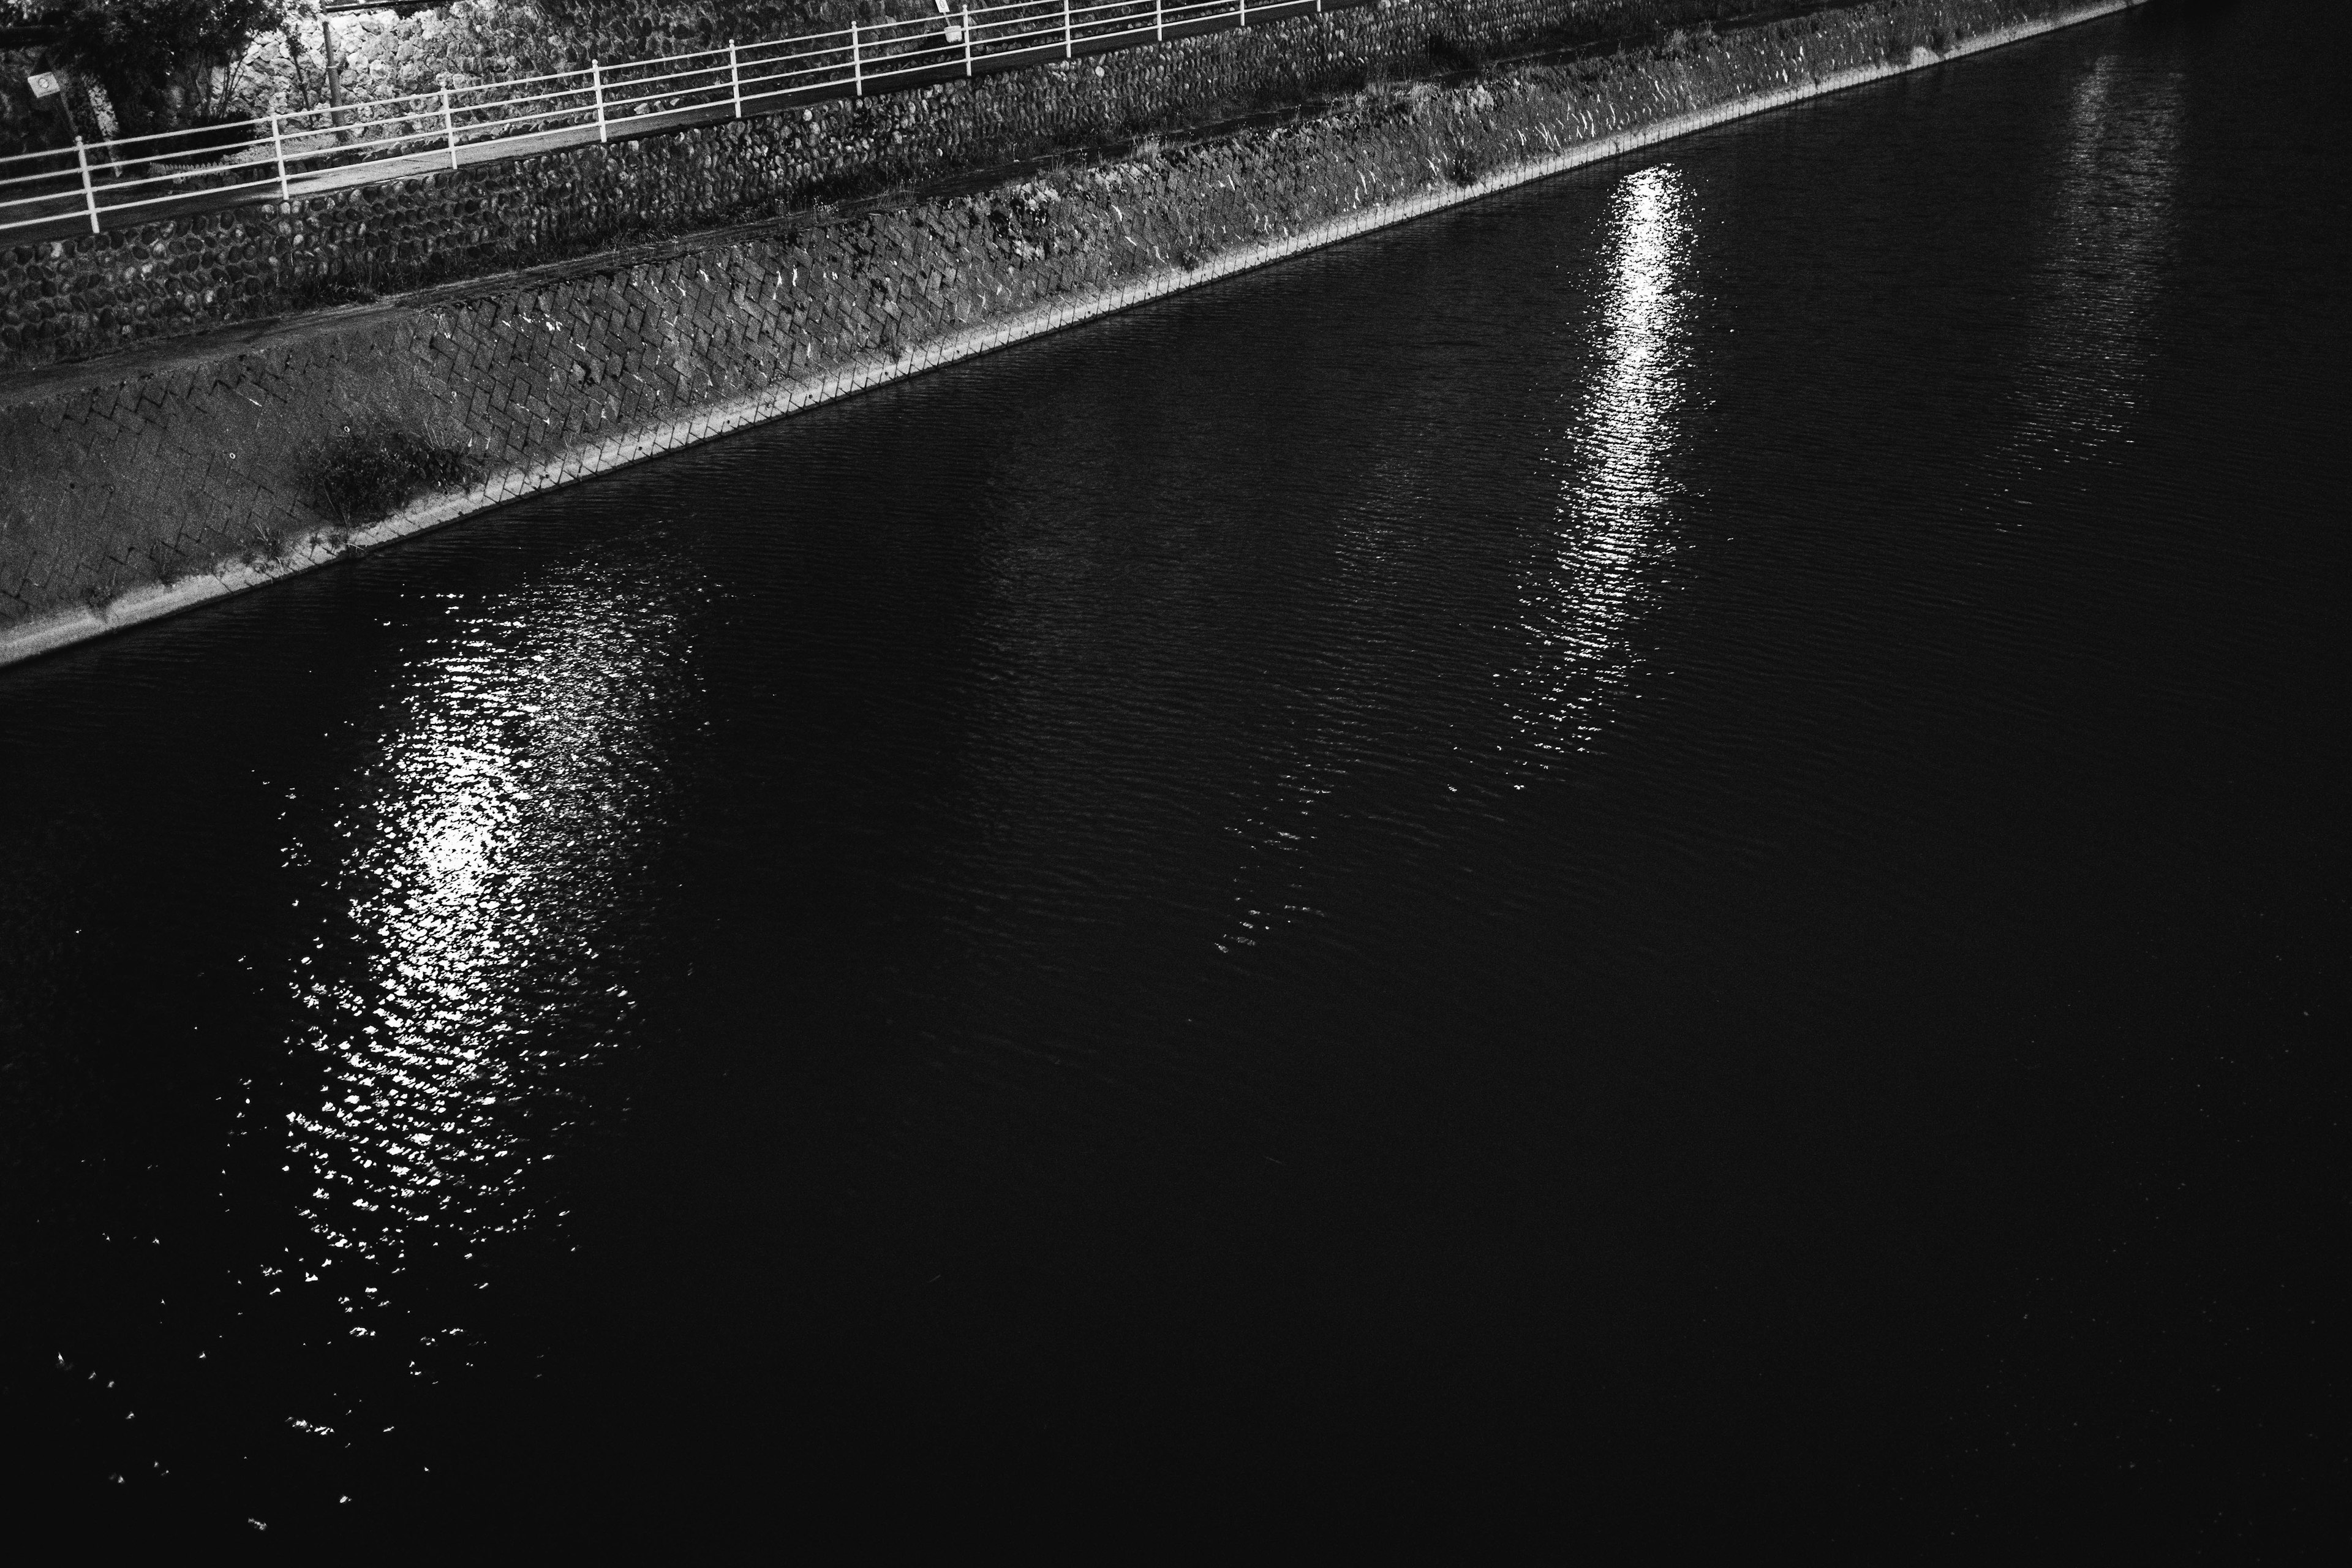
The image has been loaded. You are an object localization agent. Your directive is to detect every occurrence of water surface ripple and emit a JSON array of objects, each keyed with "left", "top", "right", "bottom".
[{"left": 2, "top": 0, "right": 2344, "bottom": 1544}]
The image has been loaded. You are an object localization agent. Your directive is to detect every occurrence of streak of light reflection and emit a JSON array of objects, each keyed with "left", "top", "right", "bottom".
[
  {"left": 277, "top": 562, "right": 688, "bottom": 1342},
  {"left": 1516, "top": 162, "right": 1695, "bottom": 764}
]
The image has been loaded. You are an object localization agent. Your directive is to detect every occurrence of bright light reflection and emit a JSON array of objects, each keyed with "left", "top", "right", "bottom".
[
  {"left": 279, "top": 564, "right": 687, "bottom": 1334},
  {"left": 1515, "top": 162, "right": 1695, "bottom": 763}
]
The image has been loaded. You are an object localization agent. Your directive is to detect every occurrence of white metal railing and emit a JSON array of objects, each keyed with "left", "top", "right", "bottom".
[{"left": 0, "top": 0, "right": 1343, "bottom": 241}]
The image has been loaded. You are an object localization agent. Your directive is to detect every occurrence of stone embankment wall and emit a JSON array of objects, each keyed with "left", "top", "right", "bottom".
[
  {"left": 0, "top": 0, "right": 2131, "bottom": 666},
  {"left": 0, "top": 0, "right": 1885, "bottom": 372},
  {"left": 1, "top": 0, "right": 1514, "bottom": 371}
]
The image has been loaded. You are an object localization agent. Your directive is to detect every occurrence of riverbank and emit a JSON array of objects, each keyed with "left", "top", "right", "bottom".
[{"left": 0, "top": 0, "right": 2139, "bottom": 669}]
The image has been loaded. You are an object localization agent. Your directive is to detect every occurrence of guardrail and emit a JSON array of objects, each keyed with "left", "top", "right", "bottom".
[{"left": 1, "top": 0, "right": 1362, "bottom": 245}]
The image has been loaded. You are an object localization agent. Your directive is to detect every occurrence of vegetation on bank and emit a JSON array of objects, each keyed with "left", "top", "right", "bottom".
[
  {"left": 308, "top": 426, "right": 480, "bottom": 528},
  {"left": 4, "top": 0, "right": 286, "bottom": 144}
]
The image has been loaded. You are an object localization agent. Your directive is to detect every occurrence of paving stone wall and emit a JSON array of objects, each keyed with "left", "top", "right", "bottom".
[{"left": 0, "top": 0, "right": 2100, "bottom": 649}]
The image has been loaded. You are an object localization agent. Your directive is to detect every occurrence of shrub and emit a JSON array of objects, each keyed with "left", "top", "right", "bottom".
[
  {"left": 309, "top": 429, "right": 479, "bottom": 527},
  {"left": 37, "top": 0, "right": 288, "bottom": 135}
]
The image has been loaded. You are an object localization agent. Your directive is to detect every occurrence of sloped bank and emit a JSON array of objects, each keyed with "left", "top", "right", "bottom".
[{"left": 0, "top": 0, "right": 2138, "bottom": 669}]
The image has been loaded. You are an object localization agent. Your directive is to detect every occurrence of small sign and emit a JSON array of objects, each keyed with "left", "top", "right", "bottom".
[{"left": 27, "top": 71, "right": 64, "bottom": 99}]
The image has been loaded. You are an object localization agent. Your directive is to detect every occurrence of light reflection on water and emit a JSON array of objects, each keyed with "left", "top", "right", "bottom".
[
  {"left": 1216, "top": 162, "right": 1700, "bottom": 948},
  {"left": 2002, "top": 53, "right": 2183, "bottom": 480},
  {"left": 6, "top": 0, "right": 2328, "bottom": 1524},
  {"left": 1515, "top": 163, "right": 1695, "bottom": 763},
  {"left": 277, "top": 556, "right": 693, "bottom": 1335}
]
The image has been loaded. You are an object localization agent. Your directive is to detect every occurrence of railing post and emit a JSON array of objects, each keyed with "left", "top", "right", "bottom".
[
  {"left": 851, "top": 23, "right": 863, "bottom": 97},
  {"left": 270, "top": 111, "right": 290, "bottom": 200},
  {"left": 963, "top": 10, "right": 974, "bottom": 76},
  {"left": 592, "top": 59, "right": 608, "bottom": 141},
  {"left": 1063, "top": 0, "right": 1072, "bottom": 58},
  {"left": 730, "top": 40, "right": 743, "bottom": 118},
  {"left": 74, "top": 136, "right": 99, "bottom": 233},
  {"left": 1156, "top": 0, "right": 1164, "bottom": 41},
  {"left": 441, "top": 84, "right": 459, "bottom": 170},
  {"left": 1240, "top": 0, "right": 1248, "bottom": 28}
]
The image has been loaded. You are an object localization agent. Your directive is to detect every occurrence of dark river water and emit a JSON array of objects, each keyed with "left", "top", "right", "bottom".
[{"left": 3, "top": 0, "right": 2344, "bottom": 1545}]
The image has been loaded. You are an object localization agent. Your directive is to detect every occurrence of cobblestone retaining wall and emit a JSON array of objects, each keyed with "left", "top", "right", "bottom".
[{"left": 0, "top": 0, "right": 2126, "bottom": 665}]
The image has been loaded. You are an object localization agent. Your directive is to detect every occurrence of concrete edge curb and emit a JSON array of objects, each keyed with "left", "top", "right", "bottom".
[{"left": 0, "top": 0, "right": 2136, "bottom": 671}]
